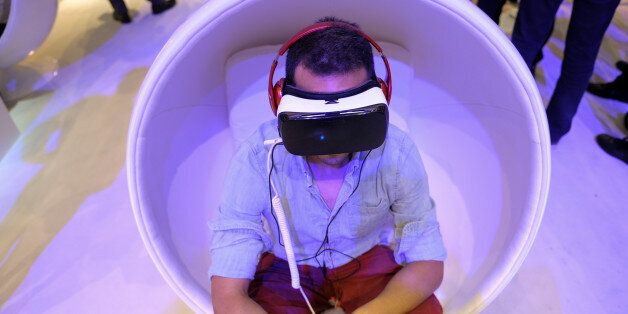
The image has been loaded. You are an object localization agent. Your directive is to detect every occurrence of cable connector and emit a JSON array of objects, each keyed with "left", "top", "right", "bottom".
[{"left": 264, "top": 138, "right": 283, "bottom": 146}]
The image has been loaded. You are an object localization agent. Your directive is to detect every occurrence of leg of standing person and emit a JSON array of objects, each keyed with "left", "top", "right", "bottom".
[
  {"left": 477, "top": 0, "right": 509, "bottom": 24},
  {"left": 530, "top": 23, "right": 556, "bottom": 74},
  {"left": 108, "top": 0, "right": 128, "bottom": 13},
  {"left": 150, "top": 0, "right": 177, "bottom": 15},
  {"left": 511, "top": 0, "right": 562, "bottom": 71},
  {"left": 544, "top": 0, "right": 620, "bottom": 143},
  {"left": 108, "top": 0, "right": 131, "bottom": 23}
]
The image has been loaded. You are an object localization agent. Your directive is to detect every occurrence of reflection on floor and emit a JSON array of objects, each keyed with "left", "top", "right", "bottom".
[{"left": 0, "top": 0, "right": 626, "bottom": 313}]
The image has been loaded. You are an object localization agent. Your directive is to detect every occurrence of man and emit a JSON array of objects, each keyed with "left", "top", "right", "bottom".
[
  {"left": 209, "top": 18, "right": 446, "bottom": 313},
  {"left": 510, "top": 0, "right": 620, "bottom": 144}
]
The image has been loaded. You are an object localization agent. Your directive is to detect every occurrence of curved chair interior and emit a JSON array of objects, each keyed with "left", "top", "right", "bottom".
[{"left": 127, "top": 0, "right": 549, "bottom": 312}]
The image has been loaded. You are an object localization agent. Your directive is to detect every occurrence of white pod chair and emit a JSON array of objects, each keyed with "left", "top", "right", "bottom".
[
  {"left": 0, "top": 0, "right": 57, "bottom": 68},
  {"left": 127, "top": 0, "right": 551, "bottom": 312}
]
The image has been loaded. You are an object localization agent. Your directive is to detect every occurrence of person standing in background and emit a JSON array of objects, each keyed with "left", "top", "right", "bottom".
[
  {"left": 476, "top": 0, "right": 549, "bottom": 73},
  {"left": 510, "top": 0, "right": 620, "bottom": 144},
  {"left": 108, "top": 0, "right": 176, "bottom": 24},
  {"left": 476, "top": 0, "right": 508, "bottom": 25}
]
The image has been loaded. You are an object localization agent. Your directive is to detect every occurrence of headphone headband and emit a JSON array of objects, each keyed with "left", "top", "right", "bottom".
[{"left": 268, "top": 21, "right": 392, "bottom": 115}]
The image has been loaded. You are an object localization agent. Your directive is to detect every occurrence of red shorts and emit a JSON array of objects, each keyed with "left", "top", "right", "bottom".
[{"left": 248, "top": 245, "right": 442, "bottom": 314}]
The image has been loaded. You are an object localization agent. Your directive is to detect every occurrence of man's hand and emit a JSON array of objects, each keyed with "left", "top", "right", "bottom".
[
  {"left": 211, "top": 276, "right": 267, "bottom": 314},
  {"left": 353, "top": 260, "right": 443, "bottom": 314}
]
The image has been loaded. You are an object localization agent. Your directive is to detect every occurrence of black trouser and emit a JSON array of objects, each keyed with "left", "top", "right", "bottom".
[
  {"left": 511, "top": 0, "right": 620, "bottom": 143},
  {"left": 477, "top": 0, "right": 551, "bottom": 70},
  {"left": 108, "top": 0, "right": 129, "bottom": 13},
  {"left": 477, "top": 0, "right": 507, "bottom": 24},
  {"left": 108, "top": 0, "right": 165, "bottom": 13}
]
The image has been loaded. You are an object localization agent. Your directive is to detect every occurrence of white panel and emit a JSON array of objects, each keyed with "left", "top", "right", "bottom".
[{"left": 0, "top": 0, "right": 57, "bottom": 68}]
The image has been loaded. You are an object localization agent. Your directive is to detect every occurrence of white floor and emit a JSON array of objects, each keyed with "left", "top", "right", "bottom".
[{"left": 0, "top": 0, "right": 627, "bottom": 313}]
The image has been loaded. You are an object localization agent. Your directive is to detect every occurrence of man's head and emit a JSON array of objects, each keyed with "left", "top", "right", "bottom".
[
  {"left": 284, "top": 17, "right": 376, "bottom": 165},
  {"left": 273, "top": 17, "right": 389, "bottom": 160},
  {"left": 285, "top": 17, "right": 375, "bottom": 87}
]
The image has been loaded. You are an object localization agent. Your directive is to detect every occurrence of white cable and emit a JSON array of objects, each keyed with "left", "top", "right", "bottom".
[
  {"left": 299, "top": 287, "right": 316, "bottom": 314},
  {"left": 270, "top": 196, "right": 300, "bottom": 288},
  {"left": 265, "top": 138, "right": 315, "bottom": 314}
]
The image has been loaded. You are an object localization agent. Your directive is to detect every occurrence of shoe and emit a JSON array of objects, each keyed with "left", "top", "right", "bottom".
[
  {"left": 586, "top": 74, "right": 628, "bottom": 104},
  {"left": 113, "top": 11, "right": 132, "bottom": 23},
  {"left": 152, "top": 0, "right": 176, "bottom": 14},
  {"left": 596, "top": 134, "right": 628, "bottom": 164}
]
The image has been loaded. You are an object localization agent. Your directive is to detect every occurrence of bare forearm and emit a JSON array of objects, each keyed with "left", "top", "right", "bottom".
[
  {"left": 211, "top": 276, "right": 267, "bottom": 314},
  {"left": 355, "top": 260, "right": 443, "bottom": 314}
]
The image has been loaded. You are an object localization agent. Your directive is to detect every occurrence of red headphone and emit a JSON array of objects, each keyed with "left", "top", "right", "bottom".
[{"left": 268, "top": 21, "right": 393, "bottom": 116}]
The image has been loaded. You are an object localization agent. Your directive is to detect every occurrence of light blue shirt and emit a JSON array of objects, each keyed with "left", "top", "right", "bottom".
[{"left": 209, "top": 120, "right": 446, "bottom": 280}]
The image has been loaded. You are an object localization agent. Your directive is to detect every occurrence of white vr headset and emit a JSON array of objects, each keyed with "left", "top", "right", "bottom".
[
  {"left": 268, "top": 21, "right": 393, "bottom": 156},
  {"left": 276, "top": 80, "right": 389, "bottom": 156}
]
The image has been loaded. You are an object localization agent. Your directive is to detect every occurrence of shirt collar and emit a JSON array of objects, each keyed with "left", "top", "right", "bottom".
[{"left": 298, "top": 151, "right": 365, "bottom": 188}]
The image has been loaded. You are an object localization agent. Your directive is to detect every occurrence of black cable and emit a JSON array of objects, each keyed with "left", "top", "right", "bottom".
[
  {"left": 303, "top": 150, "right": 372, "bottom": 259},
  {"left": 268, "top": 142, "right": 285, "bottom": 247},
  {"left": 268, "top": 147, "right": 373, "bottom": 280},
  {"left": 296, "top": 149, "right": 373, "bottom": 280}
]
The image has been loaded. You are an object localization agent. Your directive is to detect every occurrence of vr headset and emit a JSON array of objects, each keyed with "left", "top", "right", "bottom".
[{"left": 268, "top": 21, "right": 393, "bottom": 156}]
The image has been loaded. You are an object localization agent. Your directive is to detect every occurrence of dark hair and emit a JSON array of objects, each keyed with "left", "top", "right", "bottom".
[{"left": 285, "top": 17, "right": 375, "bottom": 85}]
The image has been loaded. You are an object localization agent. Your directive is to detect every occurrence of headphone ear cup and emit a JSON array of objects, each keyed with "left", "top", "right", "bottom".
[
  {"left": 378, "top": 78, "right": 390, "bottom": 104},
  {"left": 272, "top": 78, "right": 285, "bottom": 115}
]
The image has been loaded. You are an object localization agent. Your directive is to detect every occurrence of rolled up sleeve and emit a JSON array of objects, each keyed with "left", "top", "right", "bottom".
[
  {"left": 208, "top": 219, "right": 272, "bottom": 279},
  {"left": 391, "top": 135, "right": 447, "bottom": 264},
  {"left": 208, "top": 141, "right": 271, "bottom": 280}
]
